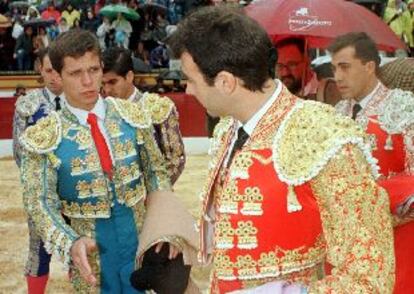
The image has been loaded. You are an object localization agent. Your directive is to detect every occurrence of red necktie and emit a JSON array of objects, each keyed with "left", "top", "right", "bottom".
[{"left": 87, "top": 113, "right": 113, "bottom": 178}]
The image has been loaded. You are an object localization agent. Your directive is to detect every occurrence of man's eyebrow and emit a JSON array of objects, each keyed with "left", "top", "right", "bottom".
[{"left": 337, "top": 62, "right": 351, "bottom": 66}]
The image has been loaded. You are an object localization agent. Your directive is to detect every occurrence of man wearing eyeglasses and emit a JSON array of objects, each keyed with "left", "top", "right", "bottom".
[{"left": 275, "top": 38, "right": 318, "bottom": 99}]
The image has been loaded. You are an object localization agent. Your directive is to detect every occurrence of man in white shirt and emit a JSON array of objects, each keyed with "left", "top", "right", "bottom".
[
  {"left": 331, "top": 31, "right": 414, "bottom": 294},
  {"left": 12, "top": 47, "right": 65, "bottom": 294},
  {"left": 101, "top": 47, "right": 185, "bottom": 184},
  {"left": 167, "top": 6, "right": 394, "bottom": 294}
]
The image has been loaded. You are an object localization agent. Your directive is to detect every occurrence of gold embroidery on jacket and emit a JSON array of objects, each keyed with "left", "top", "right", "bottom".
[{"left": 62, "top": 200, "right": 110, "bottom": 218}]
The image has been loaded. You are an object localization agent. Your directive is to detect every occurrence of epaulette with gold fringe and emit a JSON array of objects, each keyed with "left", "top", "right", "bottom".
[
  {"left": 107, "top": 97, "right": 152, "bottom": 128},
  {"left": 20, "top": 111, "right": 62, "bottom": 154},
  {"left": 141, "top": 92, "right": 175, "bottom": 124}
]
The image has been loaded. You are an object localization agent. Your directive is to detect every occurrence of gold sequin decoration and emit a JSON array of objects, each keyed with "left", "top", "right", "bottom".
[
  {"left": 275, "top": 101, "right": 367, "bottom": 182},
  {"left": 142, "top": 93, "right": 174, "bottom": 124},
  {"left": 61, "top": 200, "right": 110, "bottom": 218},
  {"left": 21, "top": 112, "right": 61, "bottom": 153},
  {"left": 215, "top": 215, "right": 235, "bottom": 249}
]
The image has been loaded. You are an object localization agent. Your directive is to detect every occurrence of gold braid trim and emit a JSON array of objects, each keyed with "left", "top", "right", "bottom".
[
  {"left": 107, "top": 97, "right": 151, "bottom": 128},
  {"left": 15, "top": 89, "right": 44, "bottom": 117},
  {"left": 141, "top": 92, "right": 175, "bottom": 124},
  {"left": 273, "top": 101, "right": 379, "bottom": 186},
  {"left": 20, "top": 111, "right": 62, "bottom": 154},
  {"left": 209, "top": 116, "right": 235, "bottom": 157}
]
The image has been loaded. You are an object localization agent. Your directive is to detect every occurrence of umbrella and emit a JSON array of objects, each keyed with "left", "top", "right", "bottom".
[
  {"left": 352, "top": 0, "right": 385, "bottom": 3},
  {"left": 23, "top": 18, "right": 55, "bottom": 28},
  {"left": 138, "top": 2, "right": 167, "bottom": 13},
  {"left": 99, "top": 4, "right": 140, "bottom": 21},
  {"left": 9, "top": 1, "right": 30, "bottom": 9},
  {"left": 245, "top": 0, "right": 405, "bottom": 51},
  {"left": 0, "top": 14, "right": 12, "bottom": 28}
]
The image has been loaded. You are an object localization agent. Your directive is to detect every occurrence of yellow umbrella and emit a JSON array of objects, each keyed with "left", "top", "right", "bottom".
[{"left": 0, "top": 14, "right": 11, "bottom": 28}]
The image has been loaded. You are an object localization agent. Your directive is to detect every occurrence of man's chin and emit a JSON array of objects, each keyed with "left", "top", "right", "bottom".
[{"left": 281, "top": 79, "right": 294, "bottom": 89}]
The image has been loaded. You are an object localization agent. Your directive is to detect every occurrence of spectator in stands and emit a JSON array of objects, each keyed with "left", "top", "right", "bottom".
[
  {"left": 35, "top": 26, "right": 49, "bottom": 49},
  {"left": 82, "top": 9, "right": 99, "bottom": 33},
  {"left": 112, "top": 13, "right": 132, "bottom": 49},
  {"left": 0, "top": 26, "right": 15, "bottom": 70},
  {"left": 152, "top": 12, "right": 169, "bottom": 44},
  {"left": 13, "top": 84, "right": 26, "bottom": 98},
  {"left": 14, "top": 25, "right": 33, "bottom": 70},
  {"left": 275, "top": 38, "right": 318, "bottom": 99},
  {"left": 133, "top": 40, "right": 150, "bottom": 65},
  {"left": 41, "top": 2, "right": 61, "bottom": 22},
  {"left": 96, "top": 16, "right": 111, "bottom": 50},
  {"left": 58, "top": 17, "right": 69, "bottom": 33},
  {"left": 61, "top": 3, "right": 80, "bottom": 28},
  {"left": 25, "top": 6, "right": 41, "bottom": 21},
  {"left": 167, "top": 0, "right": 184, "bottom": 25},
  {"left": 72, "top": 17, "right": 81, "bottom": 29},
  {"left": 127, "top": 0, "right": 141, "bottom": 50},
  {"left": 384, "top": 0, "right": 413, "bottom": 50},
  {"left": 47, "top": 22, "right": 59, "bottom": 40},
  {"left": 150, "top": 42, "right": 169, "bottom": 68},
  {"left": 11, "top": 16, "right": 23, "bottom": 39},
  {"left": 0, "top": 0, "right": 9, "bottom": 15}
]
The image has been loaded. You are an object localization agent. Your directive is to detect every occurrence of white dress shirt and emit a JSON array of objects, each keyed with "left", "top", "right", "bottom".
[
  {"left": 358, "top": 81, "right": 380, "bottom": 110},
  {"left": 127, "top": 86, "right": 140, "bottom": 102},
  {"left": 65, "top": 97, "right": 114, "bottom": 161},
  {"left": 44, "top": 87, "right": 66, "bottom": 110},
  {"left": 223, "top": 79, "right": 282, "bottom": 166}
]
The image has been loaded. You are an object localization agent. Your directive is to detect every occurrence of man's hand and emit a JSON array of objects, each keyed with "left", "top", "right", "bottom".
[
  {"left": 70, "top": 236, "right": 98, "bottom": 286},
  {"left": 155, "top": 242, "right": 181, "bottom": 259}
]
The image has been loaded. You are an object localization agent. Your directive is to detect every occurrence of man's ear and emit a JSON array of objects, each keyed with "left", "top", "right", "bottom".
[
  {"left": 126, "top": 70, "right": 135, "bottom": 84},
  {"left": 214, "top": 71, "right": 237, "bottom": 95},
  {"left": 365, "top": 60, "right": 377, "bottom": 75}
]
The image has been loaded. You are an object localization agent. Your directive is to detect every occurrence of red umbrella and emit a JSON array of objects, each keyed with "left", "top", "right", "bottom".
[{"left": 245, "top": 0, "right": 405, "bottom": 51}]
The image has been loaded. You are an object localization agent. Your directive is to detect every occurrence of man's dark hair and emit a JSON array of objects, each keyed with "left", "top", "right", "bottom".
[
  {"left": 167, "top": 6, "right": 276, "bottom": 92},
  {"left": 328, "top": 32, "right": 380, "bottom": 70},
  {"left": 102, "top": 47, "right": 134, "bottom": 76},
  {"left": 37, "top": 47, "right": 49, "bottom": 66},
  {"left": 49, "top": 29, "right": 101, "bottom": 74},
  {"left": 275, "top": 38, "right": 305, "bottom": 55}
]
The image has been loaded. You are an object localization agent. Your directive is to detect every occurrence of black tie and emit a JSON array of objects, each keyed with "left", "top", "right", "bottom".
[
  {"left": 352, "top": 103, "right": 362, "bottom": 120},
  {"left": 55, "top": 96, "right": 61, "bottom": 111},
  {"left": 228, "top": 127, "right": 249, "bottom": 166}
]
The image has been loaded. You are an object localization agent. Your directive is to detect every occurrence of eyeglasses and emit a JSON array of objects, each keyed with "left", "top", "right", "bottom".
[{"left": 275, "top": 61, "right": 303, "bottom": 72}]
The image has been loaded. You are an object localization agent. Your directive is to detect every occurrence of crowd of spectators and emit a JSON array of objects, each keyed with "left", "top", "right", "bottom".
[
  {"left": 0, "top": 0, "right": 215, "bottom": 71},
  {"left": 1, "top": 0, "right": 413, "bottom": 73}
]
